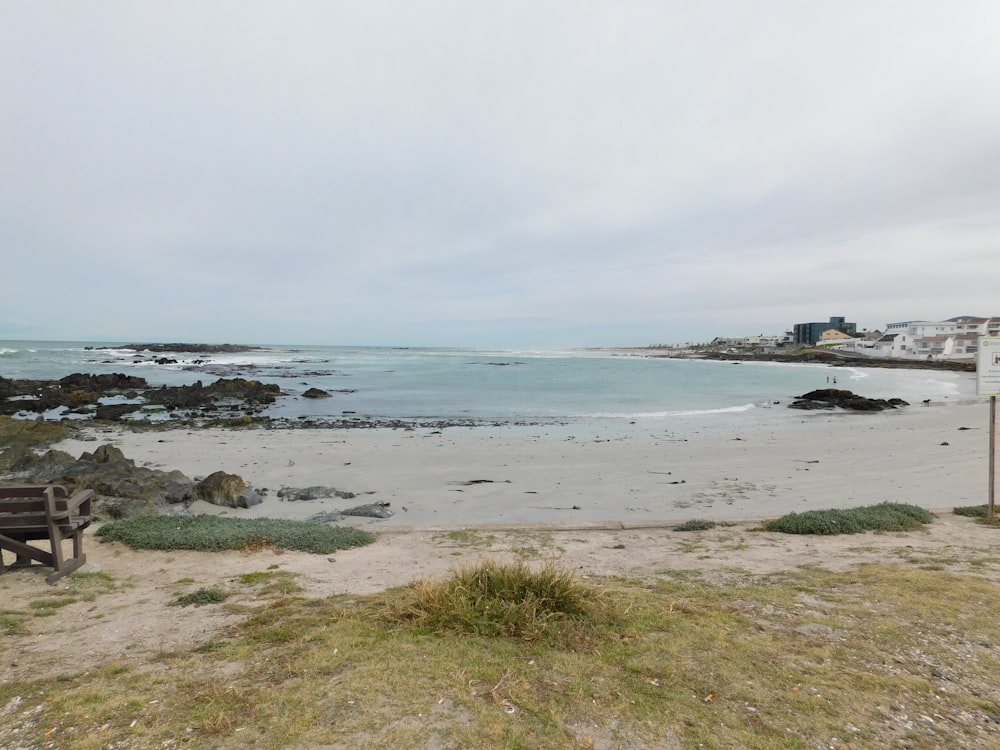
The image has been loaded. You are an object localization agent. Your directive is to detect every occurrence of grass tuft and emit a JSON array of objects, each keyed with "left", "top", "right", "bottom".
[
  {"left": 96, "top": 515, "right": 375, "bottom": 553},
  {"left": 384, "top": 559, "right": 606, "bottom": 644},
  {"left": 0, "top": 613, "right": 28, "bottom": 635},
  {"left": 764, "top": 502, "right": 935, "bottom": 535}
]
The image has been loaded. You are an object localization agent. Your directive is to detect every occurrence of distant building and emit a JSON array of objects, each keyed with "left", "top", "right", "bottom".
[
  {"left": 792, "top": 316, "right": 857, "bottom": 346},
  {"left": 835, "top": 316, "right": 1000, "bottom": 361},
  {"left": 709, "top": 333, "right": 785, "bottom": 349}
]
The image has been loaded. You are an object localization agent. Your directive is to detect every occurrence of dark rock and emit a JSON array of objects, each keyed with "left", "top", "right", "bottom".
[
  {"left": 0, "top": 445, "right": 45, "bottom": 472},
  {"left": 28, "top": 449, "right": 78, "bottom": 477},
  {"left": 196, "top": 470, "right": 262, "bottom": 508},
  {"left": 161, "top": 478, "right": 196, "bottom": 504},
  {"left": 302, "top": 388, "right": 332, "bottom": 399},
  {"left": 0, "top": 372, "right": 149, "bottom": 416},
  {"left": 788, "top": 389, "right": 909, "bottom": 412},
  {"left": 94, "top": 403, "right": 143, "bottom": 421},
  {"left": 88, "top": 444, "right": 130, "bottom": 464},
  {"left": 148, "top": 378, "right": 281, "bottom": 410},
  {"left": 342, "top": 502, "right": 393, "bottom": 519},
  {"left": 278, "top": 486, "right": 356, "bottom": 501},
  {"left": 59, "top": 373, "right": 148, "bottom": 390}
]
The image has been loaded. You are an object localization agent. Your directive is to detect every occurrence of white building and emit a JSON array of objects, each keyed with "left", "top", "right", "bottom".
[{"left": 839, "top": 316, "right": 1000, "bottom": 361}]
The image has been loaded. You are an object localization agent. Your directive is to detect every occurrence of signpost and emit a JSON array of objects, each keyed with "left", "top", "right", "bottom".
[{"left": 978, "top": 338, "right": 1000, "bottom": 522}]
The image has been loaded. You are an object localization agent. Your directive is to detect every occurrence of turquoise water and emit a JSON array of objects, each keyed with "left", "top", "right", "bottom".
[{"left": 0, "top": 340, "right": 975, "bottom": 432}]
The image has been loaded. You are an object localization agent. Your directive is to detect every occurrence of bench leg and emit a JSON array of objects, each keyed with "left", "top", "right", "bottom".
[{"left": 46, "top": 555, "right": 86, "bottom": 584}]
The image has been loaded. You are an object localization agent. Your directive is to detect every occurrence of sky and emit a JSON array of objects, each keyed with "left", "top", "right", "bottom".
[{"left": 2, "top": 2, "right": 999, "bottom": 348}]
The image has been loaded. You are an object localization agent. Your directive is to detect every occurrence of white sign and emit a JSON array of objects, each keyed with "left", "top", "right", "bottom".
[{"left": 979, "top": 338, "right": 1000, "bottom": 397}]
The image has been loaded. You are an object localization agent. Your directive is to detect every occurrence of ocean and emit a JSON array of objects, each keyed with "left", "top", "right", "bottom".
[{"left": 0, "top": 340, "right": 977, "bottom": 434}]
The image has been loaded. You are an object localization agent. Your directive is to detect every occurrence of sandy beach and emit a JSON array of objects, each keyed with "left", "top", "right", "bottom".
[
  {"left": 5, "top": 397, "right": 1000, "bottom": 750},
  {"left": 51, "top": 398, "right": 993, "bottom": 529}
]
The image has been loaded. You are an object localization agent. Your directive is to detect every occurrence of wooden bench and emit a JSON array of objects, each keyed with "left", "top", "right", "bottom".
[{"left": 0, "top": 485, "right": 94, "bottom": 584}]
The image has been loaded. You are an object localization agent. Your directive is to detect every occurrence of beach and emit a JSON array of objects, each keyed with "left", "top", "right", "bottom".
[
  {"left": 51, "top": 398, "right": 992, "bottom": 529},
  {"left": 2, "top": 398, "right": 999, "bottom": 684},
  {"left": 5, "top": 395, "right": 1000, "bottom": 749}
]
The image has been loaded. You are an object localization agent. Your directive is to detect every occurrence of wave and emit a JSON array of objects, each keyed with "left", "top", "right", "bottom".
[{"left": 581, "top": 403, "right": 759, "bottom": 419}]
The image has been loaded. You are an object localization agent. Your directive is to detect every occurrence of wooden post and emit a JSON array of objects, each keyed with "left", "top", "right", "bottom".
[{"left": 990, "top": 396, "right": 997, "bottom": 523}]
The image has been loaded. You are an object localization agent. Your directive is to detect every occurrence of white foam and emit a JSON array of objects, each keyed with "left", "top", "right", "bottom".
[{"left": 582, "top": 403, "right": 758, "bottom": 419}]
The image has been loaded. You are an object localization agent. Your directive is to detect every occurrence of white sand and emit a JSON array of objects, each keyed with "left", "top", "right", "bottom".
[{"left": 52, "top": 399, "right": 994, "bottom": 528}]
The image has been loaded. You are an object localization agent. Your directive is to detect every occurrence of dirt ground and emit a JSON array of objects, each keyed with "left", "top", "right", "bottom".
[{"left": 3, "top": 511, "right": 999, "bottom": 684}]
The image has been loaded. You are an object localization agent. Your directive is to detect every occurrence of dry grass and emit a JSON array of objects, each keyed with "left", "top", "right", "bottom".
[
  {"left": 3, "top": 563, "right": 1000, "bottom": 749},
  {"left": 381, "top": 559, "right": 607, "bottom": 644}
]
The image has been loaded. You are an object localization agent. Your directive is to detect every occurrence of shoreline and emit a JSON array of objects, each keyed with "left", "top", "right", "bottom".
[{"left": 51, "top": 397, "right": 994, "bottom": 529}]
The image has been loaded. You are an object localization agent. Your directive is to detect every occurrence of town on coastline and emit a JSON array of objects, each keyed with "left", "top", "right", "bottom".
[{"left": 644, "top": 314, "right": 999, "bottom": 368}]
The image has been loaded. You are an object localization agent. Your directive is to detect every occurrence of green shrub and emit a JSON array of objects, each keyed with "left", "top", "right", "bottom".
[
  {"left": 856, "top": 502, "right": 935, "bottom": 530},
  {"left": 387, "top": 559, "right": 605, "bottom": 643},
  {"left": 764, "top": 502, "right": 934, "bottom": 535},
  {"left": 954, "top": 505, "right": 989, "bottom": 518},
  {"left": 96, "top": 515, "right": 375, "bottom": 554}
]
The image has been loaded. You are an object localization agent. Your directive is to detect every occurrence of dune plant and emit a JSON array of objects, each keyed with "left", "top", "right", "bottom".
[
  {"left": 385, "top": 559, "right": 606, "bottom": 644},
  {"left": 96, "top": 515, "right": 375, "bottom": 553},
  {"left": 764, "top": 502, "right": 934, "bottom": 535}
]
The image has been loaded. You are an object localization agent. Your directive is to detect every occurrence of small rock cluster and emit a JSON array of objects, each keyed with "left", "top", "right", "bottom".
[{"left": 788, "top": 389, "right": 909, "bottom": 411}]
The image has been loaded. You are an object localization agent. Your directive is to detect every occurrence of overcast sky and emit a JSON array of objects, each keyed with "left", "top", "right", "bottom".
[{"left": 2, "top": 2, "right": 998, "bottom": 348}]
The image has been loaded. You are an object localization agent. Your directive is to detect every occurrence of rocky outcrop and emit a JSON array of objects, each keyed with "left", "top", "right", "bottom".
[
  {"left": 0, "top": 373, "right": 148, "bottom": 416},
  {"left": 150, "top": 378, "right": 281, "bottom": 411},
  {"left": 92, "top": 343, "right": 263, "bottom": 354},
  {"left": 0, "top": 374, "right": 281, "bottom": 419},
  {"left": 788, "top": 389, "right": 909, "bottom": 411},
  {"left": 1, "top": 442, "right": 196, "bottom": 518},
  {"left": 58, "top": 373, "right": 147, "bottom": 391},
  {"left": 0, "top": 443, "right": 375, "bottom": 521}
]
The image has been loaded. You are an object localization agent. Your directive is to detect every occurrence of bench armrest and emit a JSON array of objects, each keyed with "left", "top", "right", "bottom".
[
  {"left": 43, "top": 488, "right": 94, "bottom": 521},
  {"left": 64, "top": 489, "right": 95, "bottom": 514}
]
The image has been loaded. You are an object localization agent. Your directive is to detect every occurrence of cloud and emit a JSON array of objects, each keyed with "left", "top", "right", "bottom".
[{"left": 2, "top": 1, "right": 999, "bottom": 346}]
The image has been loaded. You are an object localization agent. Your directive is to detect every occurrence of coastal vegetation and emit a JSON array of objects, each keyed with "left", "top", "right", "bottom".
[
  {"left": 3, "top": 558, "right": 1000, "bottom": 749},
  {"left": 95, "top": 515, "right": 375, "bottom": 554},
  {"left": 0, "top": 415, "right": 70, "bottom": 451},
  {"left": 382, "top": 560, "right": 605, "bottom": 644},
  {"left": 953, "top": 505, "right": 1000, "bottom": 527},
  {"left": 763, "top": 502, "right": 935, "bottom": 535},
  {"left": 672, "top": 518, "right": 718, "bottom": 531}
]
